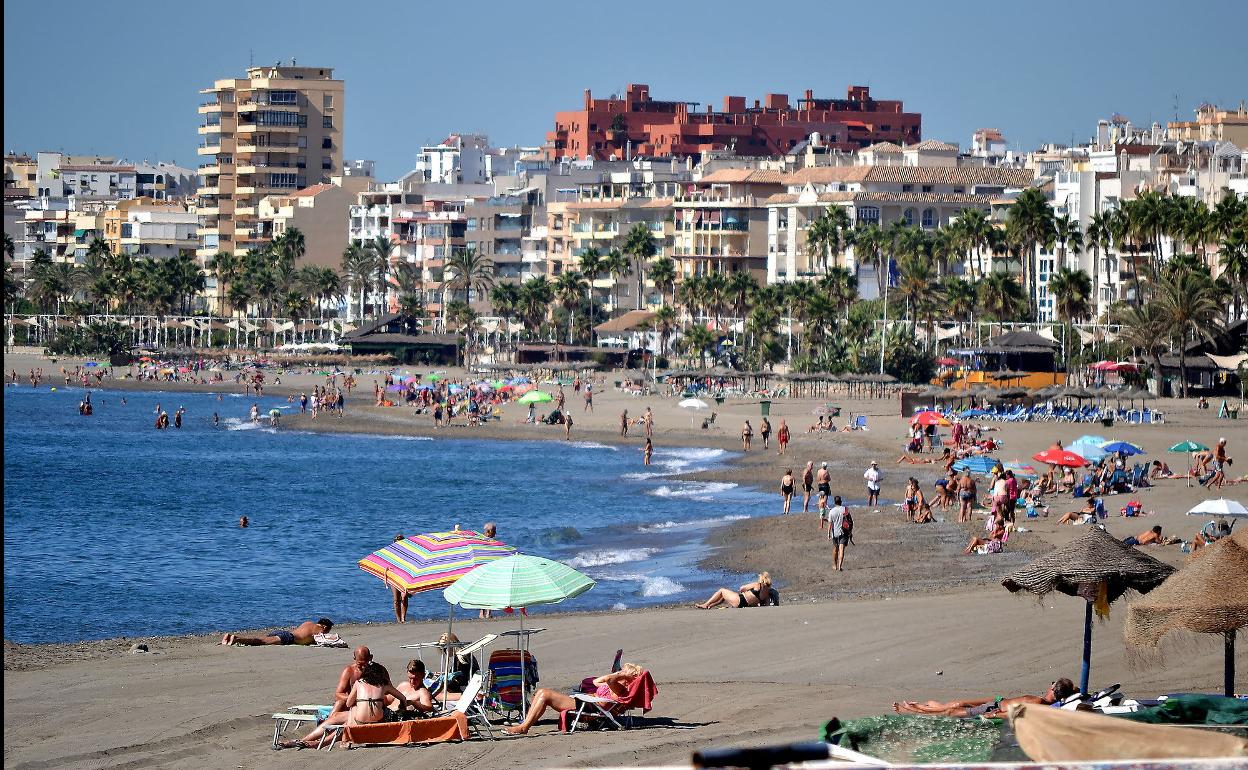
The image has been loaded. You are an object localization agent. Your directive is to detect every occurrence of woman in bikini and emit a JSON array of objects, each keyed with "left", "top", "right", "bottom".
[
  {"left": 694, "top": 572, "right": 773, "bottom": 609},
  {"left": 281, "top": 662, "right": 409, "bottom": 749},
  {"left": 503, "top": 664, "right": 643, "bottom": 735},
  {"left": 780, "top": 468, "right": 795, "bottom": 514}
]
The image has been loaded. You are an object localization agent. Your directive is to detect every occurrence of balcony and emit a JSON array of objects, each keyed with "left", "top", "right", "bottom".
[
  {"left": 237, "top": 99, "right": 300, "bottom": 112},
  {"left": 235, "top": 140, "right": 299, "bottom": 153},
  {"left": 236, "top": 122, "right": 300, "bottom": 134},
  {"left": 198, "top": 101, "right": 224, "bottom": 114}
]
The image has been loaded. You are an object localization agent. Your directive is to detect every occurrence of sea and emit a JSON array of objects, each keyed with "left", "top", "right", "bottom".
[{"left": 2, "top": 385, "right": 774, "bottom": 644}]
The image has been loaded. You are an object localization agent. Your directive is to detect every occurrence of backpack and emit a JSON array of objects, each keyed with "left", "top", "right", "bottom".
[{"left": 841, "top": 508, "right": 853, "bottom": 539}]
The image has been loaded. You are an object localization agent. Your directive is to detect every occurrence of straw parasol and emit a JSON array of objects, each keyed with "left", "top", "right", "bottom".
[
  {"left": 1003, "top": 526, "right": 1175, "bottom": 696},
  {"left": 1124, "top": 531, "right": 1248, "bottom": 696}
]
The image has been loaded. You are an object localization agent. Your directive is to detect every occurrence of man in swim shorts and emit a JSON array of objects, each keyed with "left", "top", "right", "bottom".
[
  {"left": 816, "top": 462, "right": 832, "bottom": 519},
  {"left": 893, "top": 678, "right": 1075, "bottom": 718},
  {"left": 221, "top": 618, "right": 332, "bottom": 646}
]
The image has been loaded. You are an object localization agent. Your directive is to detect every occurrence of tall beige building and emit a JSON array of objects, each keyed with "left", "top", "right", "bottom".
[{"left": 196, "top": 64, "right": 344, "bottom": 261}]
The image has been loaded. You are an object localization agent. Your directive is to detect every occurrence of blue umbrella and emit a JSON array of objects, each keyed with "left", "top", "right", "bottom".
[
  {"left": 1101, "top": 441, "right": 1145, "bottom": 456},
  {"left": 416, "top": 384, "right": 434, "bottom": 391},
  {"left": 1072, "top": 435, "right": 1108, "bottom": 447},
  {"left": 448, "top": 384, "right": 464, "bottom": 393},
  {"left": 84, "top": 361, "right": 100, "bottom": 367},
  {"left": 1069, "top": 442, "right": 1108, "bottom": 462},
  {"left": 952, "top": 455, "right": 998, "bottom": 475}
]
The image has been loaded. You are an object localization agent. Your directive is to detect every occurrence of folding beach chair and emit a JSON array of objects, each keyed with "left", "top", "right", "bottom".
[
  {"left": 853, "top": 415, "right": 868, "bottom": 431},
  {"left": 561, "top": 670, "right": 658, "bottom": 733},
  {"left": 270, "top": 705, "right": 344, "bottom": 750},
  {"left": 443, "top": 673, "right": 495, "bottom": 740},
  {"left": 485, "top": 648, "right": 539, "bottom": 723}
]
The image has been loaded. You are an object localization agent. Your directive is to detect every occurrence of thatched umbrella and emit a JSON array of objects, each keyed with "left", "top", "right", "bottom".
[
  {"left": 1002, "top": 526, "right": 1175, "bottom": 696},
  {"left": 1125, "top": 531, "right": 1248, "bottom": 696}
]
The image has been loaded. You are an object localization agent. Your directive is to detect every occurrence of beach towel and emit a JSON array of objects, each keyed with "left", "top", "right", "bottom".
[
  {"left": 314, "top": 633, "right": 347, "bottom": 648},
  {"left": 342, "top": 713, "right": 469, "bottom": 745}
]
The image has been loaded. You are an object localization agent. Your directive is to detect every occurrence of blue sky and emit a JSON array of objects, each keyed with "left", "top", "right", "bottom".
[{"left": 4, "top": 0, "right": 1245, "bottom": 180}]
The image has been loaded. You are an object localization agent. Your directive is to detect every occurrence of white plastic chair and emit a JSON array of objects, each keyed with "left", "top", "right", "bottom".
[{"left": 445, "top": 673, "right": 494, "bottom": 740}]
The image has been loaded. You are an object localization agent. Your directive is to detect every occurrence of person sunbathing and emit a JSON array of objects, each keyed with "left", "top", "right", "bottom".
[
  {"left": 503, "top": 664, "right": 643, "bottom": 735},
  {"left": 1149, "top": 460, "right": 1174, "bottom": 479},
  {"left": 894, "top": 678, "right": 1076, "bottom": 718},
  {"left": 1057, "top": 500, "right": 1097, "bottom": 525},
  {"left": 913, "top": 500, "right": 936, "bottom": 523},
  {"left": 1192, "top": 519, "right": 1235, "bottom": 550},
  {"left": 694, "top": 572, "right": 774, "bottom": 609},
  {"left": 221, "top": 618, "right": 332, "bottom": 646},
  {"left": 964, "top": 514, "right": 1007, "bottom": 554},
  {"left": 1122, "top": 526, "right": 1165, "bottom": 546},
  {"left": 280, "top": 662, "right": 409, "bottom": 749}
]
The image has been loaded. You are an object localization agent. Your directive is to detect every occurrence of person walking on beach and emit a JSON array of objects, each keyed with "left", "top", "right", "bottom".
[
  {"left": 555, "top": 387, "right": 565, "bottom": 413},
  {"left": 741, "top": 420, "right": 753, "bottom": 451},
  {"left": 644, "top": 407, "right": 654, "bottom": 438},
  {"left": 564, "top": 410, "right": 574, "bottom": 440},
  {"left": 300, "top": 393, "right": 308, "bottom": 413},
  {"left": 583, "top": 382, "right": 593, "bottom": 412},
  {"left": 249, "top": 403, "right": 259, "bottom": 423},
  {"left": 864, "top": 461, "right": 882, "bottom": 508},
  {"left": 780, "top": 467, "right": 795, "bottom": 514},
  {"left": 816, "top": 462, "right": 832, "bottom": 522},
  {"left": 801, "top": 461, "right": 815, "bottom": 512},
  {"left": 957, "top": 471, "right": 977, "bottom": 523},
  {"left": 760, "top": 417, "right": 772, "bottom": 449},
  {"left": 827, "top": 496, "right": 850, "bottom": 571},
  {"left": 643, "top": 438, "right": 653, "bottom": 466},
  {"left": 620, "top": 409, "right": 629, "bottom": 437},
  {"left": 777, "top": 419, "right": 790, "bottom": 455}
]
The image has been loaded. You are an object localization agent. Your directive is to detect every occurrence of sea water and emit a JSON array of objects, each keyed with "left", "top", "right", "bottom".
[{"left": 2, "top": 386, "right": 771, "bottom": 643}]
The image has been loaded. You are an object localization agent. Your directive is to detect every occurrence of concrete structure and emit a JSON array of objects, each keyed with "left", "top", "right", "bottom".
[
  {"left": 255, "top": 176, "right": 373, "bottom": 269},
  {"left": 1167, "top": 102, "right": 1248, "bottom": 146},
  {"left": 971, "top": 129, "right": 1008, "bottom": 160},
  {"left": 545, "top": 84, "right": 920, "bottom": 161},
  {"left": 672, "top": 168, "right": 784, "bottom": 281},
  {"left": 102, "top": 198, "right": 198, "bottom": 260},
  {"left": 196, "top": 63, "right": 344, "bottom": 260},
  {"left": 4, "top": 153, "right": 38, "bottom": 197},
  {"left": 133, "top": 162, "right": 197, "bottom": 201}
]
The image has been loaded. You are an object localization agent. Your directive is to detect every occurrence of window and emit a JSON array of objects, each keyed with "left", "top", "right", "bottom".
[
  {"left": 323, "top": 94, "right": 333, "bottom": 109},
  {"left": 322, "top": 156, "right": 332, "bottom": 170},
  {"left": 921, "top": 185, "right": 933, "bottom": 193},
  {"left": 296, "top": 156, "right": 306, "bottom": 169},
  {"left": 466, "top": 218, "right": 478, "bottom": 230},
  {"left": 903, "top": 208, "right": 915, "bottom": 225},
  {"left": 297, "top": 136, "right": 308, "bottom": 148},
  {"left": 902, "top": 184, "right": 912, "bottom": 193},
  {"left": 323, "top": 116, "right": 333, "bottom": 129},
  {"left": 321, "top": 137, "right": 332, "bottom": 149},
  {"left": 268, "top": 90, "right": 298, "bottom": 105},
  {"left": 856, "top": 206, "right": 879, "bottom": 222},
  {"left": 921, "top": 208, "right": 935, "bottom": 228}
]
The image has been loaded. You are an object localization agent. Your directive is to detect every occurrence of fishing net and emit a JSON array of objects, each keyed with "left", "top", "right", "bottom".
[{"left": 823, "top": 714, "right": 1007, "bottom": 763}]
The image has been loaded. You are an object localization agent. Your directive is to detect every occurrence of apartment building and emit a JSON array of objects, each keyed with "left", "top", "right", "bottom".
[
  {"left": 671, "top": 168, "right": 785, "bottom": 281},
  {"left": 20, "top": 207, "right": 104, "bottom": 264},
  {"left": 464, "top": 189, "right": 539, "bottom": 283},
  {"left": 545, "top": 84, "right": 920, "bottom": 161},
  {"left": 196, "top": 63, "right": 344, "bottom": 262},
  {"left": 4, "top": 153, "right": 38, "bottom": 197},
  {"left": 765, "top": 164, "right": 1036, "bottom": 289},
  {"left": 102, "top": 198, "right": 198, "bottom": 260},
  {"left": 1166, "top": 102, "right": 1248, "bottom": 146},
  {"left": 133, "top": 162, "right": 198, "bottom": 201},
  {"left": 255, "top": 175, "right": 372, "bottom": 270}
]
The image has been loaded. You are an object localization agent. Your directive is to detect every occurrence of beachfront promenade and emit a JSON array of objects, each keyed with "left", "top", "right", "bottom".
[{"left": 3, "top": 351, "right": 1244, "bottom": 768}]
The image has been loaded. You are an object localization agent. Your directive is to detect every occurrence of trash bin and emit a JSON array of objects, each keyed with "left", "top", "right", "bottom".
[
  {"left": 760, "top": 400, "right": 772, "bottom": 417},
  {"left": 1231, "top": 409, "right": 1239, "bottom": 420}
]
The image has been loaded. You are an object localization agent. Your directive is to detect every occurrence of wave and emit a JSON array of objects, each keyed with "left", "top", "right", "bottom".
[
  {"left": 352, "top": 433, "right": 434, "bottom": 441},
  {"left": 611, "top": 602, "right": 629, "bottom": 611},
  {"left": 566, "top": 548, "right": 656, "bottom": 568},
  {"left": 224, "top": 418, "right": 261, "bottom": 431},
  {"left": 637, "top": 514, "right": 750, "bottom": 532},
  {"left": 596, "top": 572, "right": 688, "bottom": 598},
  {"left": 648, "top": 481, "right": 738, "bottom": 500},
  {"left": 569, "top": 441, "right": 619, "bottom": 451},
  {"left": 533, "top": 526, "right": 582, "bottom": 546},
  {"left": 634, "top": 446, "right": 730, "bottom": 477}
]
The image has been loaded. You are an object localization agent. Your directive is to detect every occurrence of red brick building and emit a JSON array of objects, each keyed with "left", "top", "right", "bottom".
[{"left": 544, "top": 84, "right": 921, "bottom": 161}]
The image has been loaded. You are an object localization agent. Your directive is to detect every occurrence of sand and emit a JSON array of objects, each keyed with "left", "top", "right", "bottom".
[{"left": 3, "top": 349, "right": 1246, "bottom": 768}]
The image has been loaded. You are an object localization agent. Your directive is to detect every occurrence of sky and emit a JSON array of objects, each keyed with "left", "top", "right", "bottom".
[{"left": 5, "top": 0, "right": 1246, "bottom": 181}]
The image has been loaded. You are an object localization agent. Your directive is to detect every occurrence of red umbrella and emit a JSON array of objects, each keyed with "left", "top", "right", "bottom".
[
  {"left": 936, "top": 357, "right": 959, "bottom": 367},
  {"left": 912, "top": 411, "right": 952, "bottom": 427},
  {"left": 1033, "top": 449, "right": 1089, "bottom": 467}
]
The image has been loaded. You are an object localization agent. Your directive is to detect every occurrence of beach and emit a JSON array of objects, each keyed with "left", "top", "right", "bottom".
[{"left": 4, "top": 350, "right": 1246, "bottom": 769}]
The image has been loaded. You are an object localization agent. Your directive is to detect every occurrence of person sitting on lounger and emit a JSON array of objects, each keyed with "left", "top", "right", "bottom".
[
  {"left": 220, "top": 618, "right": 332, "bottom": 647},
  {"left": 694, "top": 572, "right": 774, "bottom": 609},
  {"left": 1150, "top": 460, "right": 1174, "bottom": 479},
  {"left": 502, "top": 664, "right": 643, "bottom": 735},
  {"left": 392, "top": 659, "right": 436, "bottom": 716},
  {"left": 893, "top": 678, "right": 1076, "bottom": 718},
  {"left": 428, "top": 632, "right": 480, "bottom": 698},
  {"left": 1192, "top": 519, "right": 1235, "bottom": 550},
  {"left": 279, "top": 662, "right": 410, "bottom": 749},
  {"left": 964, "top": 513, "right": 1007, "bottom": 554}
]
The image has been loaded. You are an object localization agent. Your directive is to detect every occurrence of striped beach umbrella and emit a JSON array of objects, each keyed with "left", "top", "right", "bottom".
[
  {"left": 952, "top": 455, "right": 998, "bottom": 475},
  {"left": 358, "top": 530, "right": 517, "bottom": 595}
]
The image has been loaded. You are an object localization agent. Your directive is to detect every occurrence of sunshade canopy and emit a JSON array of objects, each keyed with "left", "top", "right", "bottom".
[
  {"left": 358, "top": 530, "right": 517, "bottom": 594},
  {"left": 1003, "top": 526, "right": 1175, "bottom": 604},
  {"left": 443, "top": 554, "right": 594, "bottom": 610}
]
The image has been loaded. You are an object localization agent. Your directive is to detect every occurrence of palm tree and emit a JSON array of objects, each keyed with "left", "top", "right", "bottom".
[
  {"left": 622, "top": 222, "right": 656, "bottom": 310},
  {"left": 518, "top": 276, "right": 553, "bottom": 336},
  {"left": 601, "top": 247, "right": 631, "bottom": 314},
  {"left": 1112, "top": 303, "right": 1170, "bottom": 396},
  {"left": 577, "top": 246, "right": 602, "bottom": 323},
  {"left": 941, "top": 276, "right": 977, "bottom": 326},
  {"left": 369, "top": 234, "right": 392, "bottom": 314},
  {"left": 681, "top": 323, "right": 716, "bottom": 368},
  {"left": 1218, "top": 228, "right": 1248, "bottom": 321},
  {"left": 648, "top": 256, "right": 677, "bottom": 306},
  {"left": 953, "top": 208, "right": 992, "bottom": 280},
  {"left": 676, "top": 275, "right": 705, "bottom": 324},
  {"left": 1054, "top": 215, "right": 1083, "bottom": 270},
  {"left": 340, "top": 242, "right": 372, "bottom": 322},
  {"left": 1048, "top": 266, "right": 1093, "bottom": 368},
  {"left": 702, "top": 270, "right": 729, "bottom": 329},
  {"left": 725, "top": 270, "right": 758, "bottom": 327},
  {"left": 443, "top": 247, "right": 495, "bottom": 319},
  {"left": 824, "top": 206, "right": 853, "bottom": 270},
  {"left": 1085, "top": 212, "right": 1112, "bottom": 318},
  {"left": 553, "top": 270, "right": 589, "bottom": 343},
  {"left": 1006, "top": 187, "right": 1055, "bottom": 320},
  {"left": 851, "top": 223, "right": 885, "bottom": 296},
  {"left": 894, "top": 251, "right": 936, "bottom": 336},
  {"left": 977, "top": 273, "right": 1026, "bottom": 324},
  {"left": 784, "top": 279, "right": 817, "bottom": 354},
  {"left": 1154, "top": 267, "right": 1224, "bottom": 397},
  {"left": 805, "top": 211, "right": 835, "bottom": 274},
  {"left": 649, "top": 304, "right": 678, "bottom": 356}
]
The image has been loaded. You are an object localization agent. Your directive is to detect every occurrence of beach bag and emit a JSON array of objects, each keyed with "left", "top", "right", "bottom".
[{"left": 841, "top": 509, "right": 853, "bottom": 539}]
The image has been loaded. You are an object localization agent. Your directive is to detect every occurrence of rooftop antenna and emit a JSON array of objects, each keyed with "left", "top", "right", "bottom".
[
  {"left": 249, "top": 49, "right": 254, "bottom": 67},
  {"left": 1172, "top": 92, "right": 1180, "bottom": 122}
]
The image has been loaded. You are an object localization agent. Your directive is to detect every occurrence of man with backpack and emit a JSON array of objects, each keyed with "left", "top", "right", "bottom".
[{"left": 827, "top": 495, "right": 852, "bottom": 571}]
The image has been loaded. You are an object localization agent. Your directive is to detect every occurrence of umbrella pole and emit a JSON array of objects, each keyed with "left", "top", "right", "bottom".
[
  {"left": 1226, "top": 629, "right": 1236, "bottom": 698},
  {"left": 1080, "top": 600, "right": 1093, "bottom": 696},
  {"left": 519, "top": 610, "right": 528, "bottom": 715},
  {"left": 442, "top": 603, "right": 454, "bottom": 711}
]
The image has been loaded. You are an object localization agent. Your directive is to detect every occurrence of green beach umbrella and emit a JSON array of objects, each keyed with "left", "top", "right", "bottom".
[
  {"left": 517, "top": 390, "right": 553, "bottom": 404},
  {"left": 443, "top": 554, "right": 594, "bottom": 610},
  {"left": 1169, "top": 441, "right": 1209, "bottom": 453},
  {"left": 427, "top": 373, "right": 441, "bottom": 381}
]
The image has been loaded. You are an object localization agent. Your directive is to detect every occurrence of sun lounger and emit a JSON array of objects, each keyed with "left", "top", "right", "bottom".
[
  {"left": 270, "top": 705, "right": 344, "bottom": 750},
  {"left": 441, "top": 673, "right": 495, "bottom": 740},
  {"left": 560, "top": 670, "right": 658, "bottom": 733}
]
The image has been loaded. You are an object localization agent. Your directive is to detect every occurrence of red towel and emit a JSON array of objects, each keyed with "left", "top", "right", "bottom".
[{"left": 617, "top": 670, "right": 658, "bottom": 713}]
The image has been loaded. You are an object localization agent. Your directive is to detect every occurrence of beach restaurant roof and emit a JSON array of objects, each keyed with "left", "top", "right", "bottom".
[{"left": 593, "top": 310, "right": 656, "bottom": 334}]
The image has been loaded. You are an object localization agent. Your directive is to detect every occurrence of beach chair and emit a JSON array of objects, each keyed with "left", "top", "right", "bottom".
[
  {"left": 484, "top": 649, "right": 539, "bottom": 723},
  {"left": 442, "top": 673, "right": 495, "bottom": 740},
  {"left": 853, "top": 415, "right": 868, "bottom": 431},
  {"left": 578, "top": 649, "right": 624, "bottom": 694},
  {"left": 560, "top": 670, "right": 658, "bottom": 733},
  {"left": 270, "top": 705, "right": 343, "bottom": 751}
]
